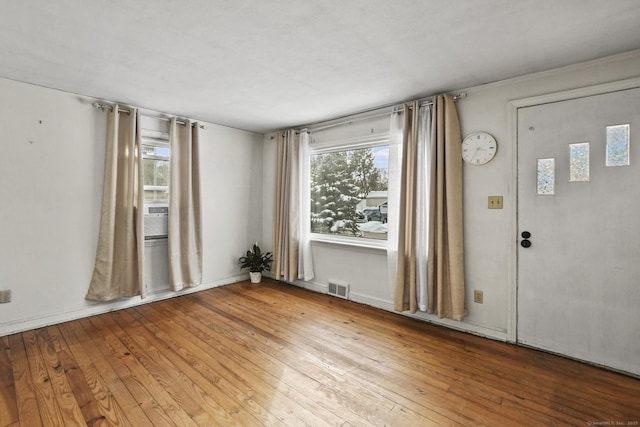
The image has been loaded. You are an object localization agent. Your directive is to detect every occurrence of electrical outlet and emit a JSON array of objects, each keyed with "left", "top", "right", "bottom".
[
  {"left": 473, "top": 290, "right": 483, "bottom": 304},
  {"left": 0, "top": 290, "right": 11, "bottom": 303}
]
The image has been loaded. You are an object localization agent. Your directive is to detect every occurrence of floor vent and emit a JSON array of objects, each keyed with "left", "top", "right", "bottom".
[{"left": 328, "top": 281, "right": 349, "bottom": 299}]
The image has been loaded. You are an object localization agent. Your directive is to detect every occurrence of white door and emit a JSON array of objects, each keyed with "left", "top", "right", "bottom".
[{"left": 517, "top": 86, "right": 640, "bottom": 376}]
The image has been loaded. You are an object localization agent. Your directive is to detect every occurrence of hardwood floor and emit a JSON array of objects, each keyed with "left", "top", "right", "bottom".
[{"left": 1, "top": 280, "right": 639, "bottom": 426}]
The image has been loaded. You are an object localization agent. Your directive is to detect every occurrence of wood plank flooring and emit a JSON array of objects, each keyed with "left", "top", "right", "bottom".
[{"left": 1, "top": 279, "right": 639, "bottom": 426}]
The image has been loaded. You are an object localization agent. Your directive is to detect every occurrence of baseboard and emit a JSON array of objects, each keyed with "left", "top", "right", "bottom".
[
  {"left": 349, "top": 290, "right": 395, "bottom": 310},
  {"left": 291, "top": 283, "right": 508, "bottom": 342},
  {"left": 350, "top": 290, "right": 507, "bottom": 340},
  {"left": 0, "top": 274, "right": 248, "bottom": 337},
  {"left": 291, "top": 279, "right": 328, "bottom": 294},
  {"left": 404, "top": 312, "right": 508, "bottom": 341}
]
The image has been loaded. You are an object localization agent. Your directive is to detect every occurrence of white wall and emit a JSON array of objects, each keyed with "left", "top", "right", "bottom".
[
  {"left": 3, "top": 50, "right": 639, "bottom": 339},
  {"left": 262, "top": 49, "right": 640, "bottom": 341},
  {"left": 458, "top": 49, "right": 640, "bottom": 339},
  {"left": 0, "top": 78, "right": 263, "bottom": 336}
]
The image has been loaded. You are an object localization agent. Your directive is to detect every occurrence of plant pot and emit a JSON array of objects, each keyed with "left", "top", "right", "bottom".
[{"left": 249, "top": 272, "right": 262, "bottom": 284}]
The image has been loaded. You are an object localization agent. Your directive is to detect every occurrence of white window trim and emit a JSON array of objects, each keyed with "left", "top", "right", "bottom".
[
  {"left": 144, "top": 185, "right": 169, "bottom": 193},
  {"left": 310, "top": 233, "right": 388, "bottom": 250},
  {"left": 310, "top": 133, "right": 389, "bottom": 152}
]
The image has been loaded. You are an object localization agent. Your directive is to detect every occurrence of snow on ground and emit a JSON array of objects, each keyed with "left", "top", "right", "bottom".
[{"left": 358, "top": 221, "right": 388, "bottom": 233}]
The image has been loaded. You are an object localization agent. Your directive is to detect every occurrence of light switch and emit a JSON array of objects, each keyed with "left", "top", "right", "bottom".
[{"left": 488, "top": 196, "right": 503, "bottom": 209}]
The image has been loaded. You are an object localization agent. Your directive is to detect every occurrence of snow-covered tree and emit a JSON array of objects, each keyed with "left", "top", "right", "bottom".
[
  {"left": 348, "top": 148, "right": 384, "bottom": 198},
  {"left": 310, "top": 151, "right": 361, "bottom": 236}
]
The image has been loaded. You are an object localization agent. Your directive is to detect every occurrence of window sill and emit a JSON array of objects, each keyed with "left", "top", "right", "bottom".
[
  {"left": 144, "top": 238, "right": 168, "bottom": 247},
  {"left": 310, "top": 234, "right": 388, "bottom": 252}
]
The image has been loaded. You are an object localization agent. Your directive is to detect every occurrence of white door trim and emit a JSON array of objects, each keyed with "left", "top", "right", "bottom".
[{"left": 506, "top": 76, "right": 640, "bottom": 342}]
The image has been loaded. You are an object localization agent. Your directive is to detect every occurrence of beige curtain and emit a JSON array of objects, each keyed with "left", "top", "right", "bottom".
[
  {"left": 86, "top": 106, "right": 145, "bottom": 301},
  {"left": 168, "top": 118, "right": 202, "bottom": 291},
  {"left": 428, "top": 95, "right": 466, "bottom": 320},
  {"left": 273, "top": 130, "right": 304, "bottom": 283},
  {"left": 393, "top": 102, "right": 419, "bottom": 312}
]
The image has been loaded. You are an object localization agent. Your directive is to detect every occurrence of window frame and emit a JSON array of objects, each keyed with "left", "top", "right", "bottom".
[{"left": 308, "top": 133, "right": 390, "bottom": 249}]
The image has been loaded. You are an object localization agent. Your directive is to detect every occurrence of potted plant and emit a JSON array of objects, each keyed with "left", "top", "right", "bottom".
[{"left": 239, "top": 243, "right": 273, "bottom": 283}]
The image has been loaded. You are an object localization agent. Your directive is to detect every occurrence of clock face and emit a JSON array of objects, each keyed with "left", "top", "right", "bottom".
[{"left": 462, "top": 132, "right": 497, "bottom": 165}]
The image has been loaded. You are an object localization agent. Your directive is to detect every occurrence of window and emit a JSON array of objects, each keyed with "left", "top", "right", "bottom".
[
  {"left": 310, "top": 142, "right": 389, "bottom": 241},
  {"left": 605, "top": 124, "right": 630, "bottom": 167},
  {"left": 142, "top": 138, "right": 170, "bottom": 202},
  {"left": 536, "top": 157, "right": 555, "bottom": 195},
  {"left": 569, "top": 142, "right": 589, "bottom": 182},
  {"left": 141, "top": 128, "right": 170, "bottom": 240}
]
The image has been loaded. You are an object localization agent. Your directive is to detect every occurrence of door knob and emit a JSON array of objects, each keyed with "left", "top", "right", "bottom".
[{"left": 521, "top": 231, "right": 532, "bottom": 248}]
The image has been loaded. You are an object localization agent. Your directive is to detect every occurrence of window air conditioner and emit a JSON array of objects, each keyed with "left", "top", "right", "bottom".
[{"left": 144, "top": 204, "right": 168, "bottom": 239}]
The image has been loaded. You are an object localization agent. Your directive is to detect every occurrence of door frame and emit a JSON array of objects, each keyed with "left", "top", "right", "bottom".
[{"left": 506, "top": 76, "right": 640, "bottom": 342}]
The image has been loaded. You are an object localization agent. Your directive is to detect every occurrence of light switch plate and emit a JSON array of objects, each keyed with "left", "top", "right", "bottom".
[{"left": 488, "top": 196, "right": 503, "bottom": 209}]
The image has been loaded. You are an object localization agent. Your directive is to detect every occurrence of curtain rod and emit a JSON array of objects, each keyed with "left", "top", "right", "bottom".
[
  {"left": 308, "top": 92, "right": 467, "bottom": 133},
  {"left": 91, "top": 102, "right": 205, "bottom": 129}
]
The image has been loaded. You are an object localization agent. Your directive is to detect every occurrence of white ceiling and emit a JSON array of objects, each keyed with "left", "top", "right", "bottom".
[{"left": 2, "top": 1, "right": 640, "bottom": 133}]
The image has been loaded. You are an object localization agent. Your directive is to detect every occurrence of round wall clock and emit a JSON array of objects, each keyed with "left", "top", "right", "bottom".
[{"left": 461, "top": 131, "right": 497, "bottom": 165}]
